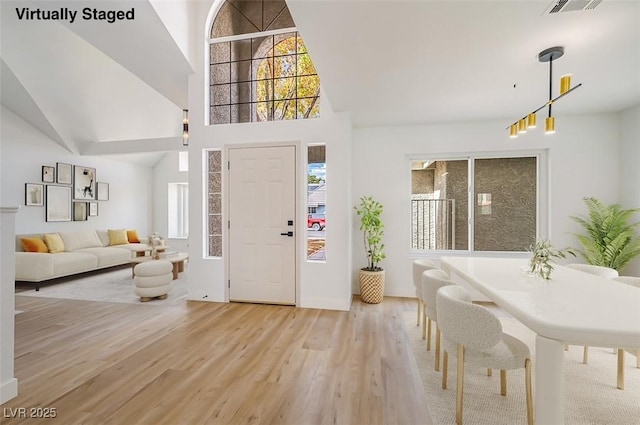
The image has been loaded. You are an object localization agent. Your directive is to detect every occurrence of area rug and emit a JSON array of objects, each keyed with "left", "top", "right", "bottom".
[
  {"left": 406, "top": 309, "right": 640, "bottom": 425},
  {"left": 17, "top": 266, "right": 188, "bottom": 306}
]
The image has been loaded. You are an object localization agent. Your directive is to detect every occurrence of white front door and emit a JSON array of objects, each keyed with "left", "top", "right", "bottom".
[{"left": 228, "top": 145, "right": 296, "bottom": 304}]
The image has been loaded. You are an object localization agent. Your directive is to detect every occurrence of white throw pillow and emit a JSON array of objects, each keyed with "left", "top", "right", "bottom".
[
  {"left": 95, "top": 230, "right": 110, "bottom": 247},
  {"left": 59, "top": 230, "right": 102, "bottom": 252}
]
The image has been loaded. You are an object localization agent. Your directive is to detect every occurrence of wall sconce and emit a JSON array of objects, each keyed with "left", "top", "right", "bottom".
[
  {"left": 182, "top": 109, "right": 189, "bottom": 146},
  {"left": 507, "top": 46, "right": 582, "bottom": 138}
]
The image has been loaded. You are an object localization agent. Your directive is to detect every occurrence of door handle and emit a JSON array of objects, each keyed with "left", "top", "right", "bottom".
[{"left": 280, "top": 231, "right": 294, "bottom": 237}]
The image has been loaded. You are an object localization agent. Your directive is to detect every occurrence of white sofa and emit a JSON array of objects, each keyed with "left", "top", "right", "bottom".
[{"left": 15, "top": 230, "right": 161, "bottom": 290}]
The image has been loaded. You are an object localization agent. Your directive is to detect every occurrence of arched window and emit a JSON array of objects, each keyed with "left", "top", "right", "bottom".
[{"left": 208, "top": 1, "right": 320, "bottom": 124}]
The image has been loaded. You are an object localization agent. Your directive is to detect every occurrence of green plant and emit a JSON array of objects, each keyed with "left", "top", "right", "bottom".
[
  {"left": 355, "top": 196, "right": 386, "bottom": 271},
  {"left": 528, "top": 239, "right": 575, "bottom": 280},
  {"left": 570, "top": 197, "right": 640, "bottom": 271}
]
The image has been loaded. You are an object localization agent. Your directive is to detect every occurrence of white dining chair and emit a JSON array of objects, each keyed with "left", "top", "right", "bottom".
[
  {"left": 412, "top": 259, "right": 439, "bottom": 339},
  {"left": 421, "top": 268, "right": 455, "bottom": 371},
  {"left": 613, "top": 276, "right": 640, "bottom": 287},
  {"left": 565, "top": 263, "right": 619, "bottom": 364},
  {"left": 612, "top": 276, "right": 640, "bottom": 387},
  {"left": 565, "top": 263, "right": 619, "bottom": 278},
  {"left": 437, "top": 285, "right": 533, "bottom": 425}
]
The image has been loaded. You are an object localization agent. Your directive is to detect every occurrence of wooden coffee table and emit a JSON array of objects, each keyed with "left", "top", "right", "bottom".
[{"left": 130, "top": 252, "right": 189, "bottom": 280}]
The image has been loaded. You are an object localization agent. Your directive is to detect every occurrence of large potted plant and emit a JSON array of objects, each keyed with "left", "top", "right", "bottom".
[
  {"left": 570, "top": 197, "right": 640, "bottom": 272},
  {"left": 355, "top": 196, "right": 386, "bottom": 303}
]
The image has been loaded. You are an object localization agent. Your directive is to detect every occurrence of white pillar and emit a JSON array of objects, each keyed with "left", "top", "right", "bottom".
[{"left": 1, "top": 206, "right": 19, "bottom": 403}]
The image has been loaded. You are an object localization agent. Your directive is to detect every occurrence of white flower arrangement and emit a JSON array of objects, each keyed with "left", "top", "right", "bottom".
[
  {"left": 528, "top": 239, "right": 575, "bottom": 280},
  {"left": 149, "top": 232, "right": 164, "bottom": 259}
]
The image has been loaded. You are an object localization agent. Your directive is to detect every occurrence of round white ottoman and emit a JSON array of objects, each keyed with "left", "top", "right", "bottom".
[{"left": 134, "top": 261, "right": 172, "bottom": 302}]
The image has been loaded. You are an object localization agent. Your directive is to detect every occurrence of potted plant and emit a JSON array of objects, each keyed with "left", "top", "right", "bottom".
[
  {"left": 355, "top": 196, "right": 386, "bottom": 303},
  {"left": 528, "top": 239, "right": 575, "bottom": 280},
  {"left": 570, "top": 197, "right": 640, "bottom": 272}
]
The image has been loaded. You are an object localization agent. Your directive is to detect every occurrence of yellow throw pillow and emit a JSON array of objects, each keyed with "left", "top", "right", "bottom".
[
  {"left": 21, "top": 237, "right": 48, "bottom": 253},
  {"left": 44, "top": 233, "right": 65, "bottom": 253},
  {"left": 108, "top": 229, "right": 129, "bottom": 245},
  {"left": 127, "top": 229, "right": 140, "bottom": 243}
]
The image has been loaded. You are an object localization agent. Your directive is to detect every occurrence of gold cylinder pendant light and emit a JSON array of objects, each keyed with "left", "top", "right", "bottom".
[
  {"left": 505, "top": 47, "right": 582, "bottom": 138},
  {"left": 560, "top": 74, "right": 572, "bottom": 95},
  {"left": 527, "top": 113, "right": 537, "bottom": 129},
  {"left": 545, "top": 116, "right": 555, "bottom": 134},
  {"left": 518, "top": 118, "right": 527, "bottom": 133},
  {"left": 510, "top": 124, "right": 518, "bottom": 138}
]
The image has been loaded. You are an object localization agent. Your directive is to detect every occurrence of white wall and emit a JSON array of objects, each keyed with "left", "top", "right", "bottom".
[
  {"left": 183, "top": 1, "right": 353, "bottom": 311},
  {"left": 619, "top": 105, "right": 640, "bottom": 276},
  {"left": 149, "top": 0, "right": 193, "bottom": 65},
  {"left": 351, "top": 113, "right": 621, "bottom": 297},
  {"left": 0, "top": 107, "right": 153, "bottom": 235},
  {"left": 152, "top": 151, "right": 189, "bottom": 253},
  {"left": 0, "top": 207, "right": 19, "bottom": 403}
]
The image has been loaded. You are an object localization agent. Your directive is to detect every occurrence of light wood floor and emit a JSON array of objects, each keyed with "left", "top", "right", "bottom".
[{"left": 3, "top": 295, "right": 433, "bottom": 425}]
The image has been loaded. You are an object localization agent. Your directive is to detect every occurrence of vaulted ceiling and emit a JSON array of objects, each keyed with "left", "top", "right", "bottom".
[
  {"left": 2, "top": 0, "right": 639, "bottom": 165},
  {"left": 1, "top": 0, "right": 193, "bottom": 165},
  {"left": 287, "top": 0, "right": 640, "bottom": 128}
]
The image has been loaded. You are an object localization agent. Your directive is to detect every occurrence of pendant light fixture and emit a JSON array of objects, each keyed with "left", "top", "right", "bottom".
[
  {"left": 182, "top": 109, "right": 189, "bottom": 146},
  {"left": 507, "top": 46, "right": 581, "bottom": 138}
]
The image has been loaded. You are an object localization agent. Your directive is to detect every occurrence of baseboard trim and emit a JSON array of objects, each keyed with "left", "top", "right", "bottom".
[
  {"left": 301, "top": 297, "right": 351, "bottom": 311},
  {"left": 1, "top": 378, "right": 18, "bottom": 404}
]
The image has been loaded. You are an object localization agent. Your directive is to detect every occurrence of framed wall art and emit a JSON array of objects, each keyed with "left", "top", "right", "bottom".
[
  {"left": 42, "top": 166, "right": 55, "bottom": 183},
  {"left": 25, "top": 183, "right": 44, "bottom": 206},
  {"left": 73, "top": 202, "right": 88, "bottom": 221},
  {"left": 88, "top": 202, "right": 98, "bottom": 217},
  {"left": 97, "top": 182, "right": 109, "bottom": 201},
  {"left": 56, "top": 162, "right": 72, "bottom": 184},
  {"left": 46, "top": 185, "right": 72, "bottom": 222},
  {"left": 73, "top": 166, "right": 96, "bottom": 200}
]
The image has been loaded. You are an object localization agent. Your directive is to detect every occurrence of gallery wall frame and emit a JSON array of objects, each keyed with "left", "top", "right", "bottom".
[
  {"left": 88, "top": 202, "right": 98, "bottom": 217},
  {"left": 73, "top": 202, "right": 88, "bottom": 221},
  {"left": 46, "top": 185, "right": 72, "bottom": 222},
  {"left": 73, "top": 166, "right": 96, "bottom": 200},
  {"left": 25, "top": 183, "right": 44, "bottom": 206},
  {"left": 42, "top": 166, "right": 55, "bottom": 183},
  {"left": 56, "top": 162, "right": 72, "bottom": 184},
  {"left": 97, "top": 182, "right": 109, "bottom": 201}
]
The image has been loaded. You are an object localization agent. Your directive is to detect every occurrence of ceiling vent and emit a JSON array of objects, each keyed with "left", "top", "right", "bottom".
[{"left": 545, "top": 0, "right": 603, "bottom": 14}]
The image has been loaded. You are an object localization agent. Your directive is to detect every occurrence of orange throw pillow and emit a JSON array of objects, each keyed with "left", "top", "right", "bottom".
[
  {"left": 127, "top": 230, "right": 140, "bottom": 243},
  {"left": 21, "top": 237, "right": 48, "bottom": 253}
]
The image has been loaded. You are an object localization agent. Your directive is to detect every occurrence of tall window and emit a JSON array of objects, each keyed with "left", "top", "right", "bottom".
[
  {"left": 208, "top": 1, "right": 320, "bottom": 124},
  {"left": 411, "top": 155, "right": 539, "bottom": 252},
  {"left": 168, "top": 183, "right": 189, "bottom": 238},
  {"left": 307, "top": 145, "right": 326, "bottom": 261},
  {"left": 207, "top": 150, "right": 223, "bottom": 257}
]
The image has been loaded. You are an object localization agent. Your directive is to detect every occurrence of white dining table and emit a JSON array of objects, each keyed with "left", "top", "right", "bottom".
[{"left": 440, "top": 256, "right": 640, "bottom": 425}]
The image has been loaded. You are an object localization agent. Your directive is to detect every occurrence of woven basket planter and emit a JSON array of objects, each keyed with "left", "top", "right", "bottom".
[{"left": 359, "top": 269, "right": 385, "bottom": 304}]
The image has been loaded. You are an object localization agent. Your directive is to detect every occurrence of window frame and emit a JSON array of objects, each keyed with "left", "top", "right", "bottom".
[
  {"left": 408, "top": 149, "right": 548, "bottom": 255},
  {"left": 205, "top": 149, "right": 223, "bottom": 258},
  {"left": 306, "top": 143, "right": 326, "bottom": 263},
  {"left": 207, "top": 28, "right": 319, "bottom": 125}
]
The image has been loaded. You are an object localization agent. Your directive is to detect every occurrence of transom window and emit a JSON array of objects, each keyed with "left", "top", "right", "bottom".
[{"left": 208, "top": 1, "right": 320, "bottom": 124}]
